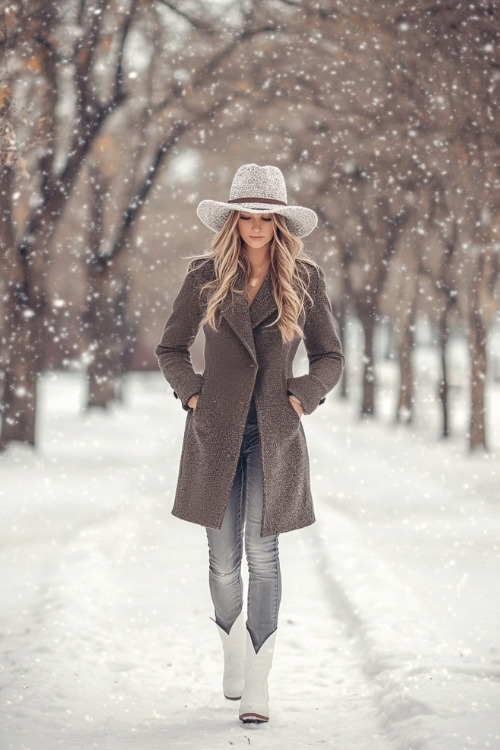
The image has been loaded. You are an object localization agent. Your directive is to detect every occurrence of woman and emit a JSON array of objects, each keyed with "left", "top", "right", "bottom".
[{"left": 155, "top": 164, "right": 344, "bottom": 723}]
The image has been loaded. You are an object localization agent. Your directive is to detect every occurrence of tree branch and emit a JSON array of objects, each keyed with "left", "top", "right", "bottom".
[
  {"left": 156, "top": 0, "right": 218, "bottom": 34},
  {"left": 110, "top": 0, "right": 140, "bottom": 108}
]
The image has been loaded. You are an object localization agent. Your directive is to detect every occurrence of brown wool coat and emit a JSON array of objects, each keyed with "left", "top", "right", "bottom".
[{"left": 155, "top": 258, "right": 344, "bottom": 537}]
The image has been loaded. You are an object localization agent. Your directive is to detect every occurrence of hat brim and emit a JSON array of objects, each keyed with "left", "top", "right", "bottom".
[{"left": 197, "top": 200, "right": 318, "bottom": 238}]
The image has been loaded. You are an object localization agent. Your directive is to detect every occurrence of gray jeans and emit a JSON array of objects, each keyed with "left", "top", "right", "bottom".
[{"left": 206, "top": 405, "right": 281, "bottom": 652}]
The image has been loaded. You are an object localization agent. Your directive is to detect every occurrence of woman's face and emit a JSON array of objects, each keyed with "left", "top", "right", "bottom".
[{"left": 237, "top": 213, "right": 274, "bottom": 252}]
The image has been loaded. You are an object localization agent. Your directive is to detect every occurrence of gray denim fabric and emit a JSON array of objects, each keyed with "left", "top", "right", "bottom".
[{"left": 206, "top": 403, "right": 281, "bottom": 651}]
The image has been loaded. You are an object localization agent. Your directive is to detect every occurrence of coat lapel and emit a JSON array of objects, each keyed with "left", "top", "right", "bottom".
[
  {"left": 249, "top": 274, "right": 278, "bottom": 330},
  {"left": 220, "top": 271, "right": 257, "bottom": 362},
  {"left": 220, "top": 271, "right": 278, "bottom": 360}
]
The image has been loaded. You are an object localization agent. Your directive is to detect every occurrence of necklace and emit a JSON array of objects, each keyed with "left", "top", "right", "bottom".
[{"left": 248, "top": 264, "right": 269, "bottom": 287}]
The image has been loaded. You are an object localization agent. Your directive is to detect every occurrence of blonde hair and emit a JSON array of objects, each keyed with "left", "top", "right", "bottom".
[{"left": 195, "top": 212, "right": 315, "bottom": 342}]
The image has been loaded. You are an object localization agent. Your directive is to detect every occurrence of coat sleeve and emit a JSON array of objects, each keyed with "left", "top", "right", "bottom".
[
  {"left": 154, "top": 266, "right": 205, "bottom": 409},
  {"left": 286, "top": 265, "right": 344, "bottom": 415}
]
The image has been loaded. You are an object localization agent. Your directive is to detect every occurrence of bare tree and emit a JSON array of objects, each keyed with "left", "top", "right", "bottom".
[
  {"left": 80, "top": 0, "right": 281, "bottom": 408},
  {"left": 0, "top": 0, "right": 140, "bottom": 448},
  {"left": 1, "top": 0, "right": 498, "bottom": 451},
  {"left": 276, "top": 0, "right": 500, "bottom": 444}
]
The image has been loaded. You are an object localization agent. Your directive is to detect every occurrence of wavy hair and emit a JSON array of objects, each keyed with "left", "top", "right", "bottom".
[{"left": 196, "top": 212, "right": 316, "bottom": 342}]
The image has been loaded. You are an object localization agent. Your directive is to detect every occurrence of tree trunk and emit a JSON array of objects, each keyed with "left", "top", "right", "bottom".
[
  {"left": 1, "top": 346, "right": 39, "bottom": 447},
  {"left": 438, "top": 315, "right": 450, "bottom": 439},
  {"left": 468, "top": 312, "right": 488, "bottom": 452},
  {"left": 84, "top": 263, "right": 116, "bottom": 409},
  {"left": 0, "top": 252, "right": 46, "bottom": 448},
  {"left": 396, "top": 320, "right": 414, "bottom": 424},
  {"left": 337, "top": 294, "right": 348, "bottom": 399},
  {"left": 114, "top": 279, "right": 136, "bottom": 403},
  {"left": 84, "top": 261, "right": 133, "bottom": 409},
  {"left": 1, "top": 166, "right": 45, "bottom": 448},
  {"left": 87, "top": 351, "right": 118, "bottom": 410},
  {"left": 360, "top": 312, "right": 376, "bottom": 417}
]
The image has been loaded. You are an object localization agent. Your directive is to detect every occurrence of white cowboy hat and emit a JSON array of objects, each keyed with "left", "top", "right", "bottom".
[{"left": 197, "top": 164, "right": 318, "bottom": 238}]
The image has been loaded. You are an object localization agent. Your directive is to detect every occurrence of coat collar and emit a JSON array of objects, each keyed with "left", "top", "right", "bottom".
[
  {"left": 249, "top": 273, "right": 277, "bottom": 330},
  {"left": 220, "top": 270, "right": 278, "bottom": 362}
]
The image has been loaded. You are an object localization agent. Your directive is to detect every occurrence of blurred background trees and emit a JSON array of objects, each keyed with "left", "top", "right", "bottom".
[{"left": 0, "top": 0, "right": 499, "bottom": 451}]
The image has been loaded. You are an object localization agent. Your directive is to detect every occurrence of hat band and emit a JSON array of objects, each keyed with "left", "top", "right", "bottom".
[{"left": 228, "top": 197, "right": 287, "bottom": 206}]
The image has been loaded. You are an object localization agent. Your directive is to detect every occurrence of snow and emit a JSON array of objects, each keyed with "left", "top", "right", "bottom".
[{"left": 0, "top": 369, "right": 499, "bottom": 750}]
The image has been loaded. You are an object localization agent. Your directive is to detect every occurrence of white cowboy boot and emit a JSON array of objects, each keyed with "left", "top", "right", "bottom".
[
  {"left": 239, "top": 629, "right": 276, "bottom": 723},
  {"left": 215, "top": 611, "right": 245, "bottom": 700}
]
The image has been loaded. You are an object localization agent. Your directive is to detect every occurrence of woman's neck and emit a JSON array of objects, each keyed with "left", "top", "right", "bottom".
[{"left": 244, "top": 245, "right": 271, "bottom": 274}]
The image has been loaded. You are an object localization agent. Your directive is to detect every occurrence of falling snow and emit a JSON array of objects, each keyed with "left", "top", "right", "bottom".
[{"left": 0, "top": 2, "right": 499, "bottom": 746}]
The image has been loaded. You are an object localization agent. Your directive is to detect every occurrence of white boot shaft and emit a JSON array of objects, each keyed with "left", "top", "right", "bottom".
[
  {"left": 239, "top": 629, "right": 276, "bottom": 723},
  {"left": 215, "top": 612, "right": 245, "bottom": 700}
]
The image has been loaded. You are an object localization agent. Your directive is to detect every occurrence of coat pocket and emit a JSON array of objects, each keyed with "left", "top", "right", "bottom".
[
  {"left": 191, "top": 391, "right": 217, "bottom": 433},
  {"left": 286, "top": 396, "right": 302, "bottom": 422}
]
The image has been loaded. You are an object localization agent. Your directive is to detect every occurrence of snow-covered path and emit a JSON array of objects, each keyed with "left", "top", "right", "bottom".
[{"left": 1, "top": 372, "right": 499, "bottom": 749}]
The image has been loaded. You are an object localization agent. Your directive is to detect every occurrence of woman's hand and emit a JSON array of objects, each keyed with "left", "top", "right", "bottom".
[
  {"left": 187, "top": 394, "right": 199, "bottom": 410},
  {"left": 288, "top": 394, "right": 304, "bottom": 418}
]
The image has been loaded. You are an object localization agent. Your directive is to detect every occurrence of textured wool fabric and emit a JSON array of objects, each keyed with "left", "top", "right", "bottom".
[
  {"left": 197, "top": 164, "right": 318, "bottom": 238},
  {"left": 155, "top": 259, "right": 344, "bottom": 537}
]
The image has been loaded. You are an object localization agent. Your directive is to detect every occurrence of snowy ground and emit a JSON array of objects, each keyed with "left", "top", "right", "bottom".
[{"left": 0, "top": 363, "right": 499, "bottom": 750}]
